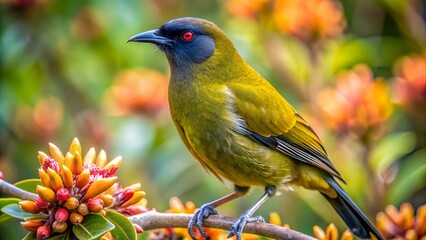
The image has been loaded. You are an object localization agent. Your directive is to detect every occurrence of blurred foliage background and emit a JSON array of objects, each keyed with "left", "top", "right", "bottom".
[{"left": 0, "top": 0, "right": 425, "bottom": 239}]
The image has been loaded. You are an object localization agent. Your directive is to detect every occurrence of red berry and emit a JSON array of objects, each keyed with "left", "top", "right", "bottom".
[
  {"left": 56, "top": 188, "right": 70, "bottom": 202},
  {"left": 87, "top": 198, "right": 104, "bottom": 213},
  {"left": 35, "top": 196, "right": 48, "bottom": 209},
  {"left": 36, "top": 225, "right": 51, "bottom": 240},
  {"left": 54, "top": 208, "right": 69, "bottom": 222}
]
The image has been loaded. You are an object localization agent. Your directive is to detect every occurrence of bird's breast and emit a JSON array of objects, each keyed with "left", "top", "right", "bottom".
[{"left": 168, "top": 81, "right": 296, "bottom": 186}]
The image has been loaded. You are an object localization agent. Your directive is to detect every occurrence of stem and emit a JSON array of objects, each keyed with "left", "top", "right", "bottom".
[
  {"left": 0, "top": 179, "right": 38, "bottom": 201},
  {"left": 129, "top": 211, "right": 316, "bottom": 240}
]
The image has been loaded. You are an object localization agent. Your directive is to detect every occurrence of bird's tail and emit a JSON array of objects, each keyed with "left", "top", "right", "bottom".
[{"left": 321, "top": 176, "right": 383, "bottom": 240}]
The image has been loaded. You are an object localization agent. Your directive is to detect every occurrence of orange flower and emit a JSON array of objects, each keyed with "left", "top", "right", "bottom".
[
  {"left": 106, "top": 69, "right": 169, "bottom": 117},
  {"left": 228, "top": 0, "right": 346, "bottom": 42},
  {"left": 313, "top": 223, "right": 354, "bottom": 240},
  {"left": 13, "top": 96, "right": 63, "bottom": 141},
  {"left": 317, "top": 64, "right": 393, "bottom": 139},
  {"left": 376, "top": 203, "right": 426, "bottom": 239},
  {"left": 227, "top": 0, "right": 269, "bottom": 19},
  {"left": 392, "top": 54, "right": 426, "bottom": 124}
]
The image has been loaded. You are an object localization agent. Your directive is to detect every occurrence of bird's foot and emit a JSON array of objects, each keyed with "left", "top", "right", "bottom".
[
  {"left": 227, "top": 212, "right": 265, "bottom": 240},
  {"left": 188, "top": 203, "right": 218, "bottom": 239}
]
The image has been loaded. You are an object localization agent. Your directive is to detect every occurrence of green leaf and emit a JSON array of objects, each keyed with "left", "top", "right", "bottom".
[
  {"left": 105, "top": 210, "right": 137, "bottom": 240},
  {"left": 47, "top": 231, "right": 70, "bottom": 240},
  {"left": 72, "top": 214, "right": 115, "bottom": 240},
  {"left": 0, "top": 198, "right": 20, "bottom": 208},
  {"left": 388, "top": 148, "right": 426, "bottom": 204},
  {"left": 1, "top": 204, "right": 47, "bottom": 221},
  {"left": 14, "top": 179, "right": 42, "bottom": 194},
  {"left": 0, "top": 198, "right": 21, "bottom": 224},
  {"left": 1, "top": 204, "right": 33, "bottom": 219},
  {"left": 370, "top": 131, "right": 416, "bottom": 173},
  {"left": 22, "top": 231, "right": 36, "bottom": 240}
]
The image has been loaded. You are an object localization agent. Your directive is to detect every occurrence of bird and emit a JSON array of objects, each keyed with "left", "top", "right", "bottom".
[{"left": 127, "top": 17, "right": 383, "bottom": 240}]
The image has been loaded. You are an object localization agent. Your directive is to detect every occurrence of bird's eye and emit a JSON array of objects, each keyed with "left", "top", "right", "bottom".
[{"left": 182, "top": 31, "right": 195, "bottom": 41}]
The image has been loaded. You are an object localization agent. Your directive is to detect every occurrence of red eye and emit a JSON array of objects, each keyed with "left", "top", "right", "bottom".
[{"left": 182, "top": 31, "right": 194, "bottom": 41}]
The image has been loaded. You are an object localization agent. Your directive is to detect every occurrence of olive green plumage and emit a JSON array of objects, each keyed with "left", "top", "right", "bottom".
[{"left": 128, "top": 17, "right": 382, "bottom": 240}]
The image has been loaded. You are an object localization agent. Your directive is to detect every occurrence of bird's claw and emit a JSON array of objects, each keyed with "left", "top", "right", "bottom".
[
  {"left": 188, "top": 203, "right": 218, "bottom": 239},
  {"left": 227, "top": 213, "right": 265, "bottom": 240}
]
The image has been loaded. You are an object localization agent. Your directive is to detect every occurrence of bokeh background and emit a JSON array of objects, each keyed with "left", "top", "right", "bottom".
[{"left": 0, "top": 0, "right": 425, "bottom": 239}]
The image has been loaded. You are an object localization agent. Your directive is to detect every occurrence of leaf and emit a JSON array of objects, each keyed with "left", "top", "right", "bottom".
[
  {"left": 105, "top": 210, "right": 137, "bottom": 240},
  {"left": 72, "top": 214, "right": 115, "bottom": 240},
  {"left": 1, "top": 204, "right": 34, "bottom": 219},
  {"left": 14, "top": 179, "right": 42, "bottom": 194},
  {"left": 0, "top": 198, "right": 21, "bottom": 223},
  {"left": 22, "top": 231, "right": 36, "bottom": 240},
  {"left": 1, "top": 204, "right": 47, "bottom": 221},
  {"left": 47, "top": 231, "right": 70, "bottom": 240},
  {"left": 370, "top": 131, "right": 416, "bottom": 173},
  {"left": 388, "top": 148, "right": 426, "bottom": 204}
]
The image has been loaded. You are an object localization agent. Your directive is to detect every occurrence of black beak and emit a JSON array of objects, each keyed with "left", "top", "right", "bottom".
[{"left": 126, "top": 29, "right": 173, "bottom": 45}]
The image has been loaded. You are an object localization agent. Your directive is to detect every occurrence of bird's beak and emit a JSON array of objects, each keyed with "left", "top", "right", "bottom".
[{"left": 126, "top": 29, "right": 173, "bottom": 45}]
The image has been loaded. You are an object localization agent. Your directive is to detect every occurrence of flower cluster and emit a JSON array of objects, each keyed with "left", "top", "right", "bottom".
[
  {"left": 376, "top": 203, "right": 426, "bottom": 239},
  {"left": 317, "top": 64, "right": 393, "bottom": 139},
  {"left": 18, "top": 138, "right": 146, "bottom": 239},
  {"left": 227, "top": 0, "right": 346, "bottom": 42}
]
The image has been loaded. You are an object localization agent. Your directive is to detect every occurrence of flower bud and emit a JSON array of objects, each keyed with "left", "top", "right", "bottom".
[
  {"left": 133, "top": 223, "right": 143, "bottom": 233},
  {"left": 36, "top": 185, "right": 56, "bottom": 203},
  {"left": 19, "top": 200, "right": 40, "bottom": 214},
  {"left": 52, "top": 220, "right": 68, "bottom": 233},
  {"left": 122, "top": 205, "right": 147, "bottom": 215},
  {"left": 83, "top": 147, "right": 96, "bottom": 166},
  {"left": 121, "top": 191, "right": 146, "bottom": 208},
  {"left": 76, "top": 169, "right": 90, "bottom": 189},
  {"left": 64, "top": 197, "right": 79, "bottom": 210},
  {"left": 71, "top": 151, "right": 83, "bottom": 175},
  {"left": 38, "top": 169, "right": 51, "bottom": 189},
  {"left": 83, "top": 176, "right": 117, "bottom": 200},
  {"left": 47, "top": 167, "right": 64, "bottom": 191},
  {"left": 103, "top": 156, "right": 122, "bottom": 171},
  {"left": 100, "top": 194, "right": 115, "bottom": 207},
  {"left": 70, "top": 212, "right": 83, "bottom": 224},
  {"left": 38, "top": 151, "right": 49, "bottom": 166},
  {"left": 56, "top": 188, "right": 70, "bottom": 202},
  {"left": 55, "top": 208, "right": 69, "bottom": 222},
  {"left": 20, "top": 220, "right": 45, "bottom": 232},
  {"left": 60, "top": 165, "right": 74, "bottom": 188},
  {"left": 64, "top": 152, "right": 74, "bottom": 170},
  {"left": 96, "top": 149, "right": 107, "bottom": 168},
  {"left": 36, "top": 225, "right": 51, "bottom": 240},
  {"left": 118, "top": 189, "right": 134, "bottom": 205},
  {"left": 35, "top": 196, "right": 48, "bottom": 209},
  {"left": 0, "top": 171, "right": 3, "bottom": 179},
  {"left": 77, "top": 203, "right": 90, "bottom": 216},
  {"left": 68, "top": 137, "right": 82, "bottom": 156},
  {"left": 49, "top": 143, "right": 64, "bottom": 166},
  {"left": 87, "top": 198, "right": 104, "bottom": 213}
]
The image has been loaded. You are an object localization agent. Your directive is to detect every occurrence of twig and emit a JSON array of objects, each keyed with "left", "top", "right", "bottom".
[
  {"left": 129, "top": 211, "right": 316, "bottom": 240},
  {"left": 0, "top": 179, "right": 38, "bottom": 201}
]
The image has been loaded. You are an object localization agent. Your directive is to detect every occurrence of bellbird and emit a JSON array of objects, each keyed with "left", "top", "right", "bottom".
[{"left": 127, "top": 18, "right": 382, "bottom": 240}]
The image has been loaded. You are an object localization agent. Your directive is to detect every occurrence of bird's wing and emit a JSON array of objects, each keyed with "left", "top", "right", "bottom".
[{"left": 228, "top": 82, "right": 344, "bottom": 182}]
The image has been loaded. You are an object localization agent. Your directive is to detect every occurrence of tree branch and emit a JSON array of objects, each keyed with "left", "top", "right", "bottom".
[
  {"left": 0, "top": 179, "right": 38, "bottom": 201},
  {"left": 129, "top": 211, "right": 316, "bottom": 240}
]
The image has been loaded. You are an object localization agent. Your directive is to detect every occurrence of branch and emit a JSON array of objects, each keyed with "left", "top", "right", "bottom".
[
  {"left": 129, "top": 211, "right": 316, "bottom": 240},
  {"left": 0, "top": 179, "right": 38, "bottom": 201}
]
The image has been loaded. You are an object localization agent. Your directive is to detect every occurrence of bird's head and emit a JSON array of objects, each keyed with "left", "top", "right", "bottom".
[{"left": 127, "top": 18, "right": 242, "bottom": 75}]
